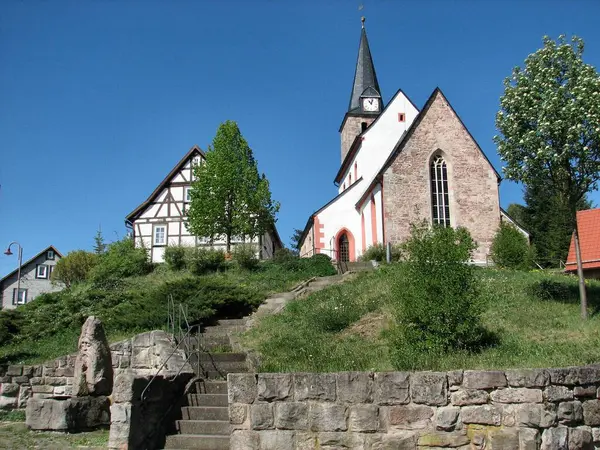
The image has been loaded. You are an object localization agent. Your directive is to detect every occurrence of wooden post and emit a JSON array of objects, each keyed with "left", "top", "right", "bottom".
[{"left": 573, "top": 227, "right": 588, "bottom": 319}]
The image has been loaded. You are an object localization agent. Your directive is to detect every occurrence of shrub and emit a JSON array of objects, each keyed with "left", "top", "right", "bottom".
[
  {"left": 390, "top": 224, "right": 485, "bottom": 369},
  {"left": 185, "top": 247, "right": 226, "bottom": 275},
  {"left": 164, "top": 245, "right": 187, "bottom": 271},
  {"left": 361, "top": 244, "right": 387, "bottom": 262},
  {"left": 89, "top": 238, "right": 151, "bottom": 285},
  {"left": 51, "top": 250, "right": 98, "bottom": 288},
  {"left": 491, "top": 222, "right": 532, "bottom": 270},
  {"left": 232, "top": 244, "right": 259, "bottom": 271},
  {"left": 0, "top": 310, "right": 24, "bottom": 345},
  {"left": 528, "top": 279, "right": 573, "bottom": 302}
]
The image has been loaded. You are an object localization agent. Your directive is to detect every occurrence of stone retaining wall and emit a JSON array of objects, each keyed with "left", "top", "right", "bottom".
[{"left": 228, "top": 365, "right": 600, "bottom": 449}]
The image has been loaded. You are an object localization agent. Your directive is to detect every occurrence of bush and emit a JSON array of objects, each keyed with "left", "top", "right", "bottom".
[
  {"left": 164, "top": 245, "right": 187, "bottom": 271},
  {"left": 0, "top": 310, "right": 24, "bottom": 345},
  {"left": 185, "top": 247, "right": 226, "bottom": 275},
  {"left": 528, "top": 279, "right": 573, "bottom": 302},
  {"left": 491, "top": 222, "right": 532, "bottom": 270},
  {"left": 90, "top": 238, "right": 151, "bottom": 285},
  {"left": 51, "top": 250, "right": 98, "bottom": 288},
  {"left": 232, "top": 244, "right": 259, "bottom": 271},
  {"left": 390, "top": 224, "right": 486, "bottom": 369},
  {"left": 361, "top": 244, "right": 387, "bottom": 262}
]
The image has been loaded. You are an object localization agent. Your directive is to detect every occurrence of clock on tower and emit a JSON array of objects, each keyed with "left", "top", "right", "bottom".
[{"left": 362, "top": 97, "right": 380, "bottom": 112}]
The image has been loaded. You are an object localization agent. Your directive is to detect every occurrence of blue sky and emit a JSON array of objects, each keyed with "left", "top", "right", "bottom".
[{"left": 1, "top": 0, "right": 600, "bottom": 276}]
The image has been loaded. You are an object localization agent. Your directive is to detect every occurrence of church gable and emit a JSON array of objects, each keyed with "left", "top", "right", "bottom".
[{"left": 382, "top": 88, "right": 501, "bottom": 262}]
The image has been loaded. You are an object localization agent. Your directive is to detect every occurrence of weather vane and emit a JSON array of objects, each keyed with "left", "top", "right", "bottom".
[{"left": 359, "top": 1, "right": 365, "bottom": 27}]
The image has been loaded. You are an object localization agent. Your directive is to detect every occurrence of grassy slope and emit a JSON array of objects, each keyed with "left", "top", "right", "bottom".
[
  {"left": 0, "top": 262, "right": 333, "bottom": 365},
  {"left": 242, "top": 266, "right": 600, "bottom": 372}
]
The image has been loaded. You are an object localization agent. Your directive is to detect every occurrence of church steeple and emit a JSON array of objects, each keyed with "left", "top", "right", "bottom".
[{"left": 348, "top": 17, "right": 382, "bottom": 114}]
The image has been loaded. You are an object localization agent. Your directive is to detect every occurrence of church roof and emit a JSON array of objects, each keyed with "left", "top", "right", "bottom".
[
  {"left": 347, "top": 22, "right": 381, "bottom": 113},
  {"left": 565, "top": 208, "right": 600, "bottom": 272}
]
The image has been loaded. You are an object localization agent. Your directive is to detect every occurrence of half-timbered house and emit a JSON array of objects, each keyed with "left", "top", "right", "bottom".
[{"left": 125, "top": 145, "right": 282, "bottom": 263}]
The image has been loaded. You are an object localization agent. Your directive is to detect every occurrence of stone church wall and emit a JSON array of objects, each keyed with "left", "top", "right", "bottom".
[
  {"left": 229, "top": 366, "right": 600, "bottom": 449},
  {"left": 383, "top": 91, "right": 500, "bottom": 264}
]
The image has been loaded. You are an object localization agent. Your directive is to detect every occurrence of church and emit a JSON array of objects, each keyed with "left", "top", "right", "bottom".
[{"left": 298, "top": 19, "right": 515, "bottom": 265}]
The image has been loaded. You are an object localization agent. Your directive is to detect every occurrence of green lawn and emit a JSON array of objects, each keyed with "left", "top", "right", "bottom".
[
  {"left": 0, "top": 422, "right": 109, "bottom": 449},
  {"left": 242, "top": 265, "right": 600, "bottom": 372}
]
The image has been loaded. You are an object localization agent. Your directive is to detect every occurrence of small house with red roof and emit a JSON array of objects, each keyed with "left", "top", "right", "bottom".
[{"left": 566, "top": 208, "right": 600, "bottom": 279}]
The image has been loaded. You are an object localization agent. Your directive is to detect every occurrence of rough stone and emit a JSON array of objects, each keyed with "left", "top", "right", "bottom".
[
  {"left": 316, "top": 432, "right": 366, "bottom": 449},
  {"left": 450, "top": 389, "right": 489, "bottom": 406},
  {"left": 461, "top": 405, "right": 502, "bottom": 426},
  {"left": 436, "top": 406, "right": 459, "bottom": 431},
  {"left": 259, "top": 430, "right": 295, "bottom": 450},
  {"left": 349, "top": 404, "right": 379, "bottom": 432},
  {"left": 520, "top": 427, "right": 540, "bottom": 450},
  {"left": 110, "top": 403, "right": 130, "bottom": 423},
  {"left": 228, "top": 373, "right": 257, "bottom": 404},
  {"left": 506, "top": 369, "right": 550, "bottom": 388},
  {"left": 0, "top": 377, "right": 10, "bottom": 383},
  {"left": 0, "top": 396, "right": 17, "bottom": 409},
  {"left": 44, "top": 377, "right": 68, "bottom": 386},
  {"left": 418, "top": 430, "right": 469, "bottom": 447},
  {"left": 583, "top": 400, "right": 600, "bottom": 426},
  {"left": 230, "top": 403, "right": 248, "bottom": 426},
  {"left": 518, "top": 403, "right": 557, "bottom": 428},
  {"left": 558, "top": 401, "right": 584, "bottom": 424},
  {"left": 257, "top": 373, "right": 292, "bottom": 402},
  {"left": 568, "top": 427, "right": 593, "bottom": 450},
  {"left": 462, "top": 370, "right": 507, "bottom": 390},
  {"left": 373, "top": 372, "right": 410, "bottom": 405},
  {"left": 549, "top": 367, "right": 600, "bottom": 386},
  {"left": 274, "top": 402, "right": 308, "bottom": 430},
  {"left": 309, "top": 403, "right": 347, "bottom": 432},
  {"left": 337, "top": 372, "right": 373, "bottom": 404},
  {"left": 250, "top": 403, "right": 274, "bottom": 430},
  {"left": 6, "top": 365, "right": 22, "bottom": 377},
  {"left": 491, "top": 388, "right": 543, "bottom": 404},
  {"left": 574, "top": 386, "right": 597, "bottom": 398},
  {"left": 488, "top": 428, "right": 520, "bottom": 449},
  {"left": 388, "top": 404, "right": 434, "bottom": 429},
  {"left": 18, "top": 386, "right": 31, "bottom": 408},
  {"left": 22, "top": 366, "right": 33, "bottom": 377},
  {"left": 541, "top": 427, "right": 569, "bottom": 450},
  {"left": 12, "top": 376, "right": 29, "bottom": 384},
  {"left": 31, "top": 385, "right": 54, "bottom": 394},
  {"left": 592, "top": 427, "right": 600, "bottom": 443},
  {"left": 447, "top": 370, "right": 463, "bottom": 387},
  {"left": 26, "top": 396, "right": 110, "bottom": 431},
  {"left": 365, "top": 432, "right": 419, "bottom": 450},
  {"left": 547, "top": 386, "right": 575, "bottom": 402},
  {"left": 230, "top": 430, "right": 260, "bottom": 450},
  {"left": 72, "top": 316, "right": 113, "bottom": 397},
  {"left": 410, "top": 372, "right": 448, "bottom": 406},
  {"left": 111, "top": 371, "right": 137, "bottom": 403},
  {"left": 294, "top": 373, "right": 336, "bottom": 402},
  {"left": 1, "top": 383, "right": 19, "bottom": 397},
  {"left": 29, "top": 377, "right": 43, "bottom": 386}
]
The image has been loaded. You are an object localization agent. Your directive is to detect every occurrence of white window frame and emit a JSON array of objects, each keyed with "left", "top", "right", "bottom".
[
  {"left": 153, "top": 225, "right": 167, "bottom": 246},
  {"left": 47, "top": 250, "right": 55, "bottom": 260},
  {"left": 13, "top": 288, "right": 27, "bottom": 305},
  {"left": 185, "top": 187, "right": 192, "bottom": 203},
  {"left": 36, "top": 264, "right": 48, "bottom": 279},
  {"left": 431, "top": 155, "right": 450, "bottom": 227}
]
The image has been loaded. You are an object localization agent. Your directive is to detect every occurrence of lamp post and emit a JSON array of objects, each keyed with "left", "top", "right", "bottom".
[{"left": 4, "top": 242, "right": 23, "bottom": 305}]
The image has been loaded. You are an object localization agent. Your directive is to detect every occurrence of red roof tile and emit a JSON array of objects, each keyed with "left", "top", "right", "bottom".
[{"left": 565, "top": 208, "right": 600, "bottom": 272}]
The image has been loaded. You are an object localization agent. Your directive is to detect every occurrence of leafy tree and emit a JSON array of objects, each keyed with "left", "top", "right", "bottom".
[
  {"left": 490, "top": 222, "right": 532, "bottom": 270},
  {"left": 93, "top": 227, "right": 107, "bottom": 255},
  {"left": 187, "top": 121, "right": 280, "bottom": 253},
  {"left": 495, "top": 35, "right": 600, "bottom": 318},
  {"left": 506, "top": 203, "right": 527, "bottom": 228},
  {"left": 290, "top": 228, "right": 304, "bottom": 255},
  {"left": 51, "top": 250, "right": 98, "bottom": 288}
]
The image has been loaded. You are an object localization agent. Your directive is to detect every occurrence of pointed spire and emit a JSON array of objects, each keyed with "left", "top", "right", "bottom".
[{"left": 348, "top": 17, "right": 382, "bottom": 113}]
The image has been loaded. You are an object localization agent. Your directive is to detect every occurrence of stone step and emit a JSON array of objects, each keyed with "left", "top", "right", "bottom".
[
  {"left": 176, "top": 420, "right": 230, "bottom": 435},
  {"left": 201, "top": 326, "right": 246, "bottom": 336},
  {"left": 192, "top": 360, "right": 248, "bottom": 372},
  {"left": 187, "top": 394, "right": 228, "bottom": 407},
  {"left": 182, "top": 406, "right": 229, "bottom": 421},
  {"left": 195, "top": 381, "right": 228, "bottom": 395},
  {"left": 192, "top": 352, "right": 247, "bottom": 362},
  {"left": 164, "top": 434, "right": 230, "bottom": 450},
  {"left": 217, "top": 319, "right": 247, "bottom": 326}
]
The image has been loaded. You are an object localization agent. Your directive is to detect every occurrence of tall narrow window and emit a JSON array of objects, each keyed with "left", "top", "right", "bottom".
[
  {"left": 361, "top": 122, "right": 368, "bottom": 132},
  {"left": 431, "top": 156, "right": 450, "bottom": 227}
]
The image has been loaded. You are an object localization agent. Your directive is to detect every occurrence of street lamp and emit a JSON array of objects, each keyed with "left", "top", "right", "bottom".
[{"left": 4, "top": 242, "right": 23, "bottom": 305}]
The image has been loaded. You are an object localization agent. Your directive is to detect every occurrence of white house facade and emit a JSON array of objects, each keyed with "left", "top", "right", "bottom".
[{"left": 126, "top": 145, "right": 282, "bottom": 263}]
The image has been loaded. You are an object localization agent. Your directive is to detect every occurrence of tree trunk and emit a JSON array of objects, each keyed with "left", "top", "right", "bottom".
[
  {"left": 573, "top": 227, "right": 588, "bottom": 319},
  {"left": 226, "top": 233, "right": 231, "bottom": 254}
]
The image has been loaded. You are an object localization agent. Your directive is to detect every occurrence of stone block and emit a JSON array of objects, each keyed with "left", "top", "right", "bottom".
[
  {"left": 373, "top": 372, "right": 410, "bottom": 405},
  {"left": 56, "top": 367, "right": 74, "bottom": 377},
  {"left": 518, "top": 403, "right": 557, "bottom": 428},
  {"left": 18, "top": 386, "right": 31, "bottom": 408},
  {"left": 0, "top": 396, "right": 17, "bottom": 409},
  {"left": 592, "top": 427, "right": 600, "bottom": 443},
  {"left": 22, "top": 366, "right": 33, "bottom": 377},
  {"left": 410, "top": 371, "right": 447, "bottom": 406},
  {"left": 31, "top": 385, "right": 54, "bottom": 394},
  {"left": 131, "top": 347, "right": 150, "bottom": 369},
  {"left": 26, "top": 396, "right": 110, "bottom": 431},
  {"left": 568, "top": 427, "right": 593, "bottom": 450},
  {"left": 228, "top": 373, "right": 257, "bottom": 404},
  {"left": 349, "top": 404, "right": 379, "bottom": 432},
  {"left": 259, "top": 430, "right": 295, "bottom": 450},
  {"left": 547, "top": 386, "right": 575, "bottom": 402},
  {"left": 418, "top": 430, "right": 469, "bottom": 448},
  {"left": 520, "top": 427, "right": 540, "bottom": 450},
  {"left": 0, "top": 377, "right": 11, "bottom": 383},
  {"left": 230, "top": 403, "right": 248, "bottom": 426},
  {"left": 448, "top": 370, "right": 463, "bottom": 388},
  {"left": 6, "top": 365, "right": 22, "bottom": 377},
  {"left": 549, "top": 367, "right": 600, "bottom": 386},
  {"left": 274, "top": 402, "right": 308, "bottom": 430},
  {"left": 388, "top": 404, "right": 433, "bottom": 429},
  {"left": 583, "top": 400, "right": 600, "bottom": 426},
  {"left": 32, "top": 366, "right": 42, "bottom": 377},
  {"left": 44, "top": 377, "right": 68, "bottom": 386},
  {"left": 43, "top": 367, "right": 56, "bottom": 377},
  {"left": 541, "top": 426, "right": 568, "bottom": 450},
  {"left": 506, "top": 369, "right": 550, "bottom": 388},
  {"left": 29, "top": 377, "right": 43, "bottom": 386},
  {"left": 436, "top": 406, "right": 459, "bottom": 431},
  {"left": 316, "top": 432, "right": 366, "bottom": 449},
  {"left": 12, "top": 376, "right": 29, "bottom": 385},
  {"left": 110, "top": 403, "right": 130, "bottom": 423},
  {"left": 294, "top": 373, "right": 336, "bottom": 402},
  {"left": 230, "top": 430, "right": 259, "bottom": 450},
  {"left": 1, "top": 383, "right": 19, "bottom": 397},
  {"left": 558, "top": 401, "right": 583, "bottom": 424},
  {"left": 309, "top": 403, "right": 347, "bottom": 432},
  {"left": 450, "top": 389, "right": 489, "bottom": 406},
  {"left": 336, "top": 372, "right": 373, "bottom": 404},
  {"left": 257, "top": 373, "right": 292, "bottom": 402},
  {"left": 488, "top": 428, "right": 519, "bottom": 449},
  {"left": 132, "top": 332, "right": 151, "bottom": 348},
  {"left": 463, "top": 370, "right": 507, "bottom": 390},
  {"left": 365, "top": 432, "right": 418, "bottom": 450},
  {"left": 575, "top": 386, "right": 597, "bottom": 398},
  {"left": 461, "top": 405, "right": 502, "bottom": 426},
  {"left": 491, "top": 388, "right": 543, "bottom": 404},
  {"left": 250, "top": 403, "right": 273, "bottom": 430}
]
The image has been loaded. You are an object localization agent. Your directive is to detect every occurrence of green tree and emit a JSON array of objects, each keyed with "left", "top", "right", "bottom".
[
  {"left": 495, "top": 35, "right": 600, "bottom": 318},
  {"left": 490, "top": 222, "right": 532, "bottom": 270},
  {"left": 187, "top": 121, "right": 280, "bottom": 253},
  {"left": 93, "top": 227, "right": 107, "bottom": 255},
  {"left": 290, "top": 228, "right": 304, "bottom": 255},
  {"left": 51, "top": 250, "right": 98, "bottom": 288},
  {"left": 506, "top": 203, "right": 527, "bottom": 228}
]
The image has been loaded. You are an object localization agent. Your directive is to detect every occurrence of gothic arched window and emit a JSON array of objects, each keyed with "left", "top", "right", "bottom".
[{"left": 431, "top": 155, "right": 450, "bottom": 227}]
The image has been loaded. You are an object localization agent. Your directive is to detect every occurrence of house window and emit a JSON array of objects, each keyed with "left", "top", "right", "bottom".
[
  {"left": 398, "top": 113, "right": 406, "bottom": 122},
  {"left": 13, "top": 288, "right": 27, "bottom": 305},
  {"left": 354, "top": 162, "right": 358, "bottom": 180},
  {"left": 431, "top": 155, "right": 450, "bottom": 227},
  {"left": 47, "top": 250, "right": 55, "bottom": 260},
  {"left": 349, "top": 174, "right": 352, "bottom": 185},
  {"left": 36, "top": 265, "right": 48, "bottom": 279},
  {"left": 153, "top": 225, "right": 167, "bottom": 246}
]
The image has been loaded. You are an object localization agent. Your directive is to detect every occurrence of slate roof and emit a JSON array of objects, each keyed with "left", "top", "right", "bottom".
[
  {"left": 0, "top": 245, "right": 63, "bottom": 285},
  {"left": 566, "top": 208, "right": 600, "bottom": 272},
  {"left": 348, "top": 24, "right": 381, "bottom": 113}
]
